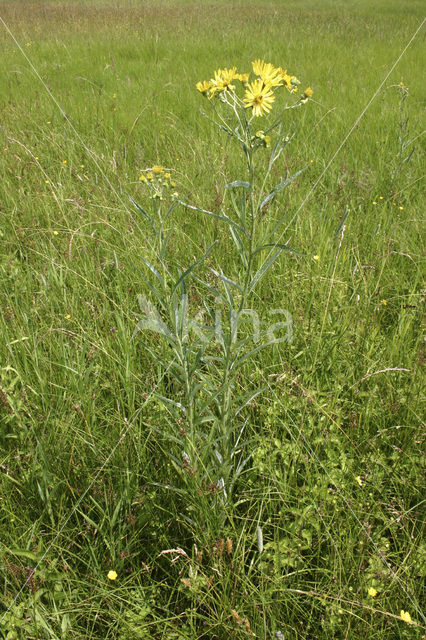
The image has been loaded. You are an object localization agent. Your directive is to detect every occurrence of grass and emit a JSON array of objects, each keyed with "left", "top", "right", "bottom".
[{"left": 0, "top": 1, "right": 425, "bottom": 638}]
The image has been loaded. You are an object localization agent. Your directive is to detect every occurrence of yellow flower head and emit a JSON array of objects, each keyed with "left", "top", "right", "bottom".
[
  {"left": 400, "top": 610, "right": 412, "bottom": 624},
  {"left": 368, "top": 587, "right": 377, "bottom": 597},
  {"left": 152, "top": 165, "right": 164, "bottom": 174},
  {"left": 304, "top": 87, "right": 314, "bottom": 98},
  {"left": 196, "top": 80, "right": 211, "bottom": 94},
  {"left": 146, "top": 171, "right": 154, "bottom": 180},
  {"left": 107, "top": 570, "right": 117, "bottom": 581},
  {"left": 139, "top": 175, "right": 146, "bottom": 181},
  {"left": 243, "top": 79, "right": 275, "bottom": 117},
  {"left": 355, "top": 476, "right": 363, "bottom": 487},
  {"left": 276, "top": 67, "right": 292, "bottom": 89},
  {"left": 252, "top": 59, "right": 282, "bottom": 86},
  {"left": 210, "top": 67, "right": 237, "bottom": 95},
  {"left": 236, "top": 72, "right": 250, "bottom": 83}
]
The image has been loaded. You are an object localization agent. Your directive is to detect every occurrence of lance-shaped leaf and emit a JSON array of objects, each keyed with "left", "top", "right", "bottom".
[
  {"left": 259, "top": 165, "right": 307, "bottom": 211},
  {"left": 171, "top": 240, "right": 218, "bottom": 299},
  {"left": 129, "top": 195, "right": 156, "bottom": 233},
  {"left": 178, "top": 201, "right": 248, "bottom": 235},
  {"left": 248, "top": 248, "right": 282, "bottom": 294},
  {"left": 233, "top": 386, "right": 267, "bottom": 418},
  {"left": 252, "top": 242, "right": 302, "bottom": 257}
]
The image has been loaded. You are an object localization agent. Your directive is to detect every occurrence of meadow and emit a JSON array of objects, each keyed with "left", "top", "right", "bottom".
[{"left": 0, "top": 1, "right": 425, "bottom": 638}]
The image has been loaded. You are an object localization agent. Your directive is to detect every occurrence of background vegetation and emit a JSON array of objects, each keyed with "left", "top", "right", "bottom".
[{"left": 0, "top": 1, "right": 424, "bottom": 638}]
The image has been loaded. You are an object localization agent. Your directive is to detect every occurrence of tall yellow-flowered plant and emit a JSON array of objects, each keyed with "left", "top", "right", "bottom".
[{"left": 133, "top": 59, "right": 315, "bottom": 530}]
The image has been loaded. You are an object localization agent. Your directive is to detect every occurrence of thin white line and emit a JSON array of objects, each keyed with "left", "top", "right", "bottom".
[
  {"left": 0, "top": 15, "right": 178, "bottom": 622},
  {"left": 252, "top": 20, "right": 426, "bottom": 621},
  {"left": 0, "top": 15, "right": 120, "bottom": 200},
  {"left": 275, "top": 17, "right": 425, "bottom": 245}
]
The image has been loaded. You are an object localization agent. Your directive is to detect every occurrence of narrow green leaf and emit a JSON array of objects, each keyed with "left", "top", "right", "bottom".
[
  {"left": 248, "top": 249, "right": 282, "bottom": 294},
  {"left": 171, "top": 240, "right": 218, "bottom": 298},
  {"left": 129, "top": 195, "right": 155, "bottom": 228},
  {"left": 211, "top": 269, "right": 242, "bottom": 293},
  {"left": 178, "top": 201, "right": 247, "bottom": 234},
  {"left": 253, "top": 243, "right": 302, "bottom": 257},
  {"left": 259, "top": 166, "right": 306, "bottom": 210}
]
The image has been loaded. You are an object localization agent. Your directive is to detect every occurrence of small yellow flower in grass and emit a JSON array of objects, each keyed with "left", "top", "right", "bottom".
[
  {"left": 164, "top": 172, "right": 171, "bottom": 179},
  {"left": 146, "top": 171, "right": 154, "bottom": 180},
  {"left": 313, "top": 254, "right": 320, "bottom": 261},
  {"left": 372, "top": 201, "right": 377, "bottom": 205},
  {"left": 65, "top": 314, "right": 71, "bottom": 319},
  {"left": 381, "top": 299, "right": 387, "bottom": 306},
  {"left": 62, "top": 160, "right": 67, "bottom": 165},
  {"left": 379, "top": 196, "right": 384, "bottom": 199},
  {"left": 53, "top": 230, "right": 59, "bottom": 236},
  {"left": 304, "top": 87, "right": 314, "bottom": 97},
  {"left": 400, "top": 610, "right": 412, "bottom": 623},
  {"left": 399, "top": 206, "right": 404, "bottom": 210},
  {"left": 107, "top": 570, "right": 117, "bottom": 581},
  {"left": 244, "top": 79, "right": 275, "bottom": 117},
  {"left": 355, "top": 476, "right": 363, "bottom": 487},
  {"left": 368, "top": 587, "right": 377, "bottom": 597},
  {"left": 80, "top": 164, "right": 85, "bottom": 168},
  {"left": 35, "top": 156, "right": 39, "bottom": 160},
  {"left": 152, "top": 165, "right": 164, "bottom": 174},
  {"left": 45, "top": 179, "right": 50, "bottom": 184},
  {"left": 139, "top": 175, "right": 146, "bottom": 181}
]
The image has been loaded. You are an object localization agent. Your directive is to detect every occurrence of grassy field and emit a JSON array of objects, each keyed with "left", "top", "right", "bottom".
[{"left": 0, "top": 1, "right": 425, "bottom": 638}]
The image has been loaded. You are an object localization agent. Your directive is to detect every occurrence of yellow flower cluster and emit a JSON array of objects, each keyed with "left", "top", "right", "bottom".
[
  {"left": 196, "top": 59, "right": 313, "bottom": 117},
  {"left": 139, "top": 165, "right": 177, "bottom": 200}
]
